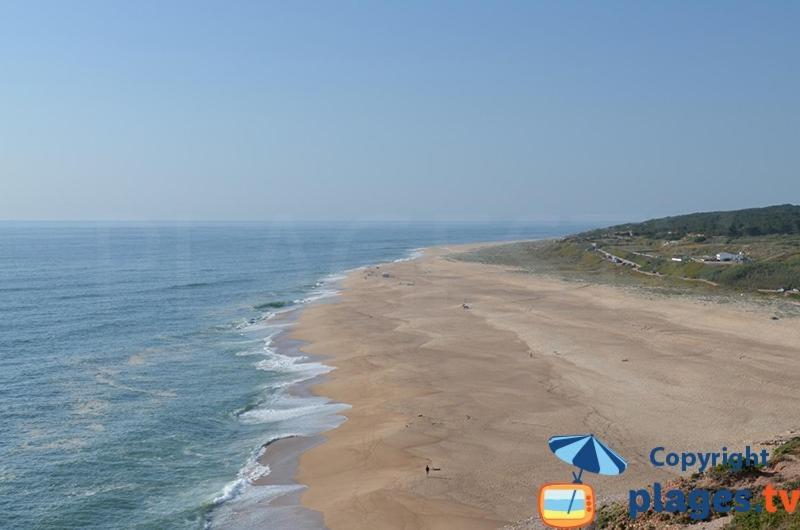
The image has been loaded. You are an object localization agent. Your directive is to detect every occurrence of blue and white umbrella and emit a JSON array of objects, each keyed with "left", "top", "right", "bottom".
[
  {"left": 548, "top": 434, "right": 627, "bottom": 481},
  {"left": 548, "top": 434, "right": 627, "bottom": 514}
]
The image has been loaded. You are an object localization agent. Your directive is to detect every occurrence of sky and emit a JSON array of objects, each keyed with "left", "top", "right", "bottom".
[{"left": 0, "top": 1, "right": 798, "bottom": 223}]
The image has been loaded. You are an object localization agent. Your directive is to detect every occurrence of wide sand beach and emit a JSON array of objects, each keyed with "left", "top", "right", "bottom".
[{"left": 289, "top": 244, "right": 800, "bottom": 529}]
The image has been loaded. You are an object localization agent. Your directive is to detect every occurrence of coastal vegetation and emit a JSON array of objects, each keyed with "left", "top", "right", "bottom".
[
  {"left": 459, "top": 205, "right": 800, "bottom": 294},
  {"left": 583, "top": 204, "right": 800, "bottom": 240}
]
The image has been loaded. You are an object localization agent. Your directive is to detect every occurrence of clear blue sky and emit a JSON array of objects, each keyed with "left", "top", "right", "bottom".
[{"left": 1, "top": 1, "right": 797, "bottom": 223}]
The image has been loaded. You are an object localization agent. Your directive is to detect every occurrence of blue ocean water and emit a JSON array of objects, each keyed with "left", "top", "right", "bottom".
[{"left": 0, "top": 222, "right": 585, "bottom": 529}]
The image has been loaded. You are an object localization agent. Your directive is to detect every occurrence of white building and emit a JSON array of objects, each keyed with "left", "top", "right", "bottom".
[{"left": 716, "top": 252, "right": 745, "bottom": 262}]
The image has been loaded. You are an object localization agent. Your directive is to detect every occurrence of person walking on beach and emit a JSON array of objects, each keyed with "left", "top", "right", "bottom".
[{"left": 425, "top": 465, "right": 430, "bottom": 476}]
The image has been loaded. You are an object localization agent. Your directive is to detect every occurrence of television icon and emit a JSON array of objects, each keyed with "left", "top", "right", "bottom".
[{"left": 538, "top": 483, "right": 595, "bottom": 528}]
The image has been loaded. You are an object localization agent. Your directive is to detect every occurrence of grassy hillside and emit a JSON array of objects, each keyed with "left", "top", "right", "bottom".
[
  {"left": 458, "top": 205, "right": 800, "bottom": 294},
  {"left": 583, "top": 204, "right": 800, "bottom": 239}
]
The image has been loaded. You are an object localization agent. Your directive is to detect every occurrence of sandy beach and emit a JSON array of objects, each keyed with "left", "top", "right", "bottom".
[{"left": 290, "top": 244, "right": 800, "bottom": 529}]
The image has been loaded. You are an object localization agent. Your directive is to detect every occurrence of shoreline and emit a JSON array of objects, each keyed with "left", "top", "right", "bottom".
[
  {"left": 213, "top": 248, "right": 462, "bottom": 529},
  {"left": 247, "top": 329, "right": 343, "bottom": 529},
  {"left": 215, "top": 246, "right": 496, "bottom": 528},
  {"left": 210, "top": 294, "right": 349, "bottom": 529},
  {"left": 288, "top": 243, "right": 800, "bottom": 529}
]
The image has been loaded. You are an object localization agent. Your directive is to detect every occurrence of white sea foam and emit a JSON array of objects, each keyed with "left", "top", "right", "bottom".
[
  {"left": 234, "top": 311, "right": 275, "bottom": 330},
  {"left": 262, "top": 334, "right": 276, "bottom": 355},
  {"left": 294, "top": 286, "right": 340, "bottom": 305},
  {"left": 212, "top": 268, "right": 353, "bottom": 521},
  {"left": 393, "top": 248, "right": 424, "bottom": 262},
  {"left": 234, "top": 330, "right": 277, "bottom": 356},
  {"left": 255, "top": 351, "right": 332, "bottom": 380},
  {"left": 239, "top": 404, "right": 327, "bottom": 424},
  {"left": 208, "top": 483, "right": 306, "bottom": 529},
  {"left": 212, "top": 446, "right": 271, "bottom": 505},
  {"left": 235, "top": 313, "right": 280, "bottom": 332},
  {"left": 238, "top": 394, "right": 349, "bottom": 426},
  {"left": 293, "top": 270, "right": 351, "bottom": 304}
]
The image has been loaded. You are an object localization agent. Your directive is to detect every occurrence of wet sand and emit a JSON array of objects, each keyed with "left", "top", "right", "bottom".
[{"left": 290, "top": 244, "right": 800, "bottom": 529}]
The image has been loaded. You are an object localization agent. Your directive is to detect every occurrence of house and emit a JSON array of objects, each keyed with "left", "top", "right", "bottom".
[{"left": 716, "top": 252, "right": 738, "bottom": 262}]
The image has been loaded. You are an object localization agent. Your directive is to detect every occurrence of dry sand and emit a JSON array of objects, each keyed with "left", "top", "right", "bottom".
[{"left": 290, "top": 244, "right": 800, "bottom": 529}]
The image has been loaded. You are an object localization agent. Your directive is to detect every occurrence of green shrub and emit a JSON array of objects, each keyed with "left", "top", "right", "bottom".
[
  {"left": 771, "top": 438, "right": 800, "bottom": 464},
  {"left": 717, "top": 263, "right": 800, "bottom": 290}
]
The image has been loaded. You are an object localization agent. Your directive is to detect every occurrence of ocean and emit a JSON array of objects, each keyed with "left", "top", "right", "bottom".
[{"left": 0, "top": 222, "right": 584, "bottom": 529}]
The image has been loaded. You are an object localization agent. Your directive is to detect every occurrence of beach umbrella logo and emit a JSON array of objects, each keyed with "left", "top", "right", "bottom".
[{"left": 538, "top": 434, "right": 627, "bottom": 529}]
